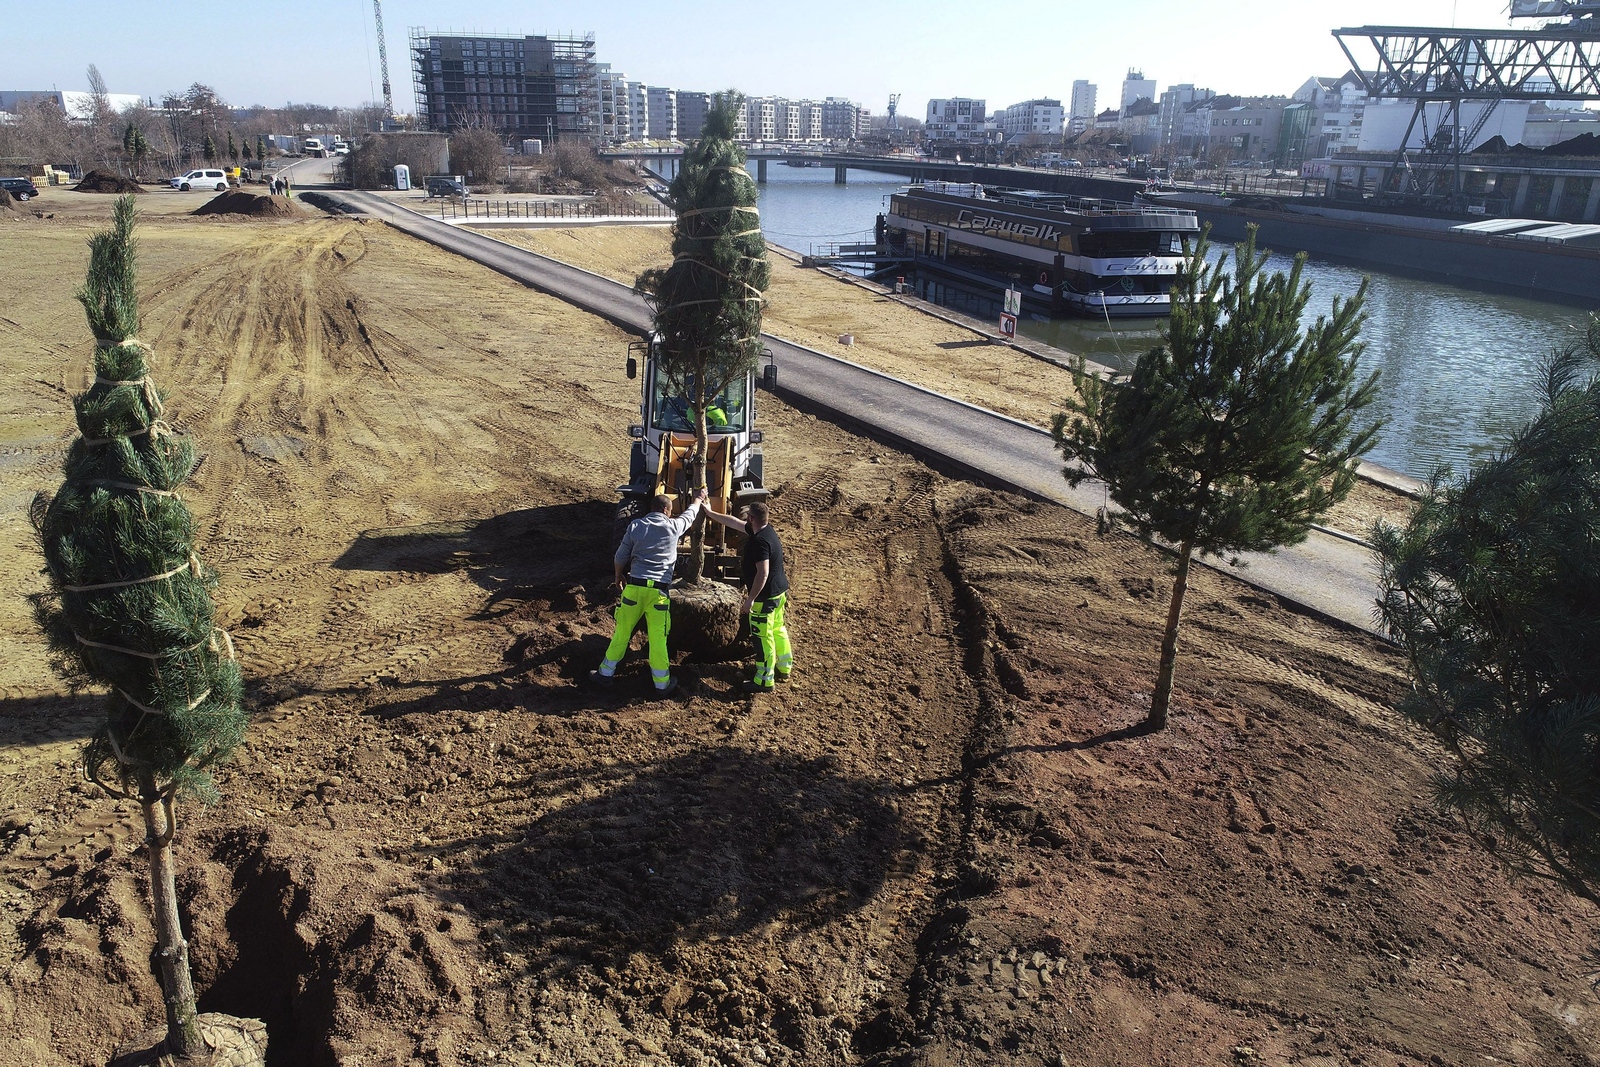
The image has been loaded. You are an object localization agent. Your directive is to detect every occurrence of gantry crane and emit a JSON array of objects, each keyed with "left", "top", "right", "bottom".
[{"left": 1333, "top": 1, "right": 1600, "bottom": 208}]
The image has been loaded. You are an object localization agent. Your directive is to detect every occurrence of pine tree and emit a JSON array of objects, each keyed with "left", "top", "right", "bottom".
[
  {"left": 30, "top": 197, "right": 246, "bottom": 1057},
  {"left": 122, "top": 123, "right": 149, "bottom": 179},
  {"left": 1375, "top": 318, "right": 1600, "bottom": 901},
  {"left": 241, "top": 137, "right": 252, "bottom": 162},
  {"left": 256, "top": 135, "right": 267, "bottom": 162},
  {"left": 227, "top": 130, "right": 238, "bottom": 163},
  {"left": 1053, "top": 226, "right": 1381, "bottom": 731},
  {"left": 203, "top": 134, "right": 217, "bottom": 163},
  {"left": 635, "top": 93, "right": 770, "bottom": 583}
]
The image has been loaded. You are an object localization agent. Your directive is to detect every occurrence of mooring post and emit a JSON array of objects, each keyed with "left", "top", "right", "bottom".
[
  {"left": 757, "top": 158, "right": 767, "bottom": 183},
  {"left": 835, "top": 164, "right": 847, "bottom": 185}
]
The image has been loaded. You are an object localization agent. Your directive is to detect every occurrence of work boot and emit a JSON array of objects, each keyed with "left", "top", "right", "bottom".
[
  {"left": 742, "top": 679, "right": 775, "bottom": 694},
  {"left": 654, "top": 677, "right": 680, "bottom": 697},
  {"left": 774, "top": 671, "right": 792, "bottom": 683},
  {"left": 588, "top": 670, "right": 614, "bottom": 688}
]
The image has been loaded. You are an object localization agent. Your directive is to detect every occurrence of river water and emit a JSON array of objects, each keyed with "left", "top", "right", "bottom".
[{"left": 664, "top": 159, "right": 1591, "bottom": 479}]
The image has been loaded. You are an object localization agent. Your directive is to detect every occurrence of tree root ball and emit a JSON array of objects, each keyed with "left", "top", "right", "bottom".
[
  {"left": 109, "top": 1015, "right": 268, "bottom": 1067},
  {"left": 669, "top": 581, "right": 746, "bottom": 660}
]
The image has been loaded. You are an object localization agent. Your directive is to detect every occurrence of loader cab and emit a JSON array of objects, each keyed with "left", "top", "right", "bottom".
[{"left": 618, "top": 335, "right": 772, "bottom": 579}]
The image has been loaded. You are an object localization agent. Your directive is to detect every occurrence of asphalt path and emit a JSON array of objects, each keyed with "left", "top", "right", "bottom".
[{"left": 310, "top": 188, "right": 1383, "bottom": 634}]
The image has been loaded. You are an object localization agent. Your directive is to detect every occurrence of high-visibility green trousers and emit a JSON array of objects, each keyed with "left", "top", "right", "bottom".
[
  {"left": 599, "top": 582, "right": 673, "bottom": 689},
  {"left": 750, "top": 593, "right": 793, "bottom": 686}
]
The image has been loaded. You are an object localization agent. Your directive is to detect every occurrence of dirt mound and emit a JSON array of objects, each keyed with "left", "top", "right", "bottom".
[
  {"left": 0, "top": 187, "right": 14, "bottom": 213},
  {"left": 74, "top": 170, "right": 142, "bottom": 193},
  {"left": 193, "top": 191, "right": 304, "bottom": 218}
]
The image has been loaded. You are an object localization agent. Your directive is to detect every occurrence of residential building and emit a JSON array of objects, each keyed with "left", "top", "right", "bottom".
[
  {"left": 745, "top": 96, "right": 777, "bottom": 141},
  {"left": 925, "top": 97, "right": 987, "bottom": 142},
  {"left": 997, "top": 98, "right": 1065, "bottom": 138},
  {"left": 1156, "top": 84, "right": 1214, "bottom": 154},
  {"left": 821, "top": 97, "right": 869, "bottom": 140},
  {"left": 774, "top": 98, "right": 801, "bottom": 141},
  {"left": 1121, "top": 97, "right": 1162, "bottom": 154},
  {"left": 798, "top": 100, "right": 824, "bottom": 141},
  {"left": 676, "top": 91, "right": 710, "bottom": 140},
  {"left": 647, "top": 86, "right": 677, "bottom": 140},
  {"left": 627, "top": 82, "right": 650, "bottom": 140},
  {"left": 410, "top": 30, "right": 598, "bottom": 142},
  {"left": 1293, "top": 73, "right": 1369, "bottom": 156},
  {"left": 1068, "top": 80, "right": 1097, "bottom": 134},
  {"left": 1198, "top": 97, "right": 1291, "bottom": 163},
  {"left": 1094, "top": 107, "right": 1122, "bottom": 130},
  {"left": 1121, "top": 69, "right": 1156, "bottom": 110},
  {"left": 596, "top": 65, "right": 630, "bottom": 143}
]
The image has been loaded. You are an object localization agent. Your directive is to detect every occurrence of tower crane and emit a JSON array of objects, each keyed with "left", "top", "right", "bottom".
[
  {"left": 887, "top": 93, "right": 900, "bottom": 130},
  {"left": 373, "top": 0, "right": 394, "bottom": 118}
]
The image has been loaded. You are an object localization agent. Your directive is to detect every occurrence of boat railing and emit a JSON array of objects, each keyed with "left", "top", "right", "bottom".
[{"left": 905, "top": 185, "right": 1196, "bottom": 219}]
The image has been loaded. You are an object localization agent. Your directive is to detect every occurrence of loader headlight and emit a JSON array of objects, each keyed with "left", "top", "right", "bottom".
[
  {"left": 628, "top": 424, "right": 645, "bottom": 439},
  {"left": 749, "top": 430, "right": 763, "bottom": 444}
]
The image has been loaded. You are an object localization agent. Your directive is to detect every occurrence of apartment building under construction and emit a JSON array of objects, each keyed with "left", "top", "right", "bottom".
[{"left": 410, "top": 29, "right": 597, "bottom": 143}]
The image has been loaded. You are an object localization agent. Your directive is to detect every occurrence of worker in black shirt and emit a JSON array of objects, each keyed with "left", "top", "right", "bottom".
[{"left": 705, "top": 500, "right": 792, "bottom": 693}]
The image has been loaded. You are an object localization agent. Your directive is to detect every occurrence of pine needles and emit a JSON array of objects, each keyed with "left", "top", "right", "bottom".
[{"left": 33, "top": 195, "right": 245, "bottom": 803}]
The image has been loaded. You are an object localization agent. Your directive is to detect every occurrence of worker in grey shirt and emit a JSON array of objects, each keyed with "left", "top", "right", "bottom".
[{"left": 591, "top": 487, "right": 706, "bottom": 694}]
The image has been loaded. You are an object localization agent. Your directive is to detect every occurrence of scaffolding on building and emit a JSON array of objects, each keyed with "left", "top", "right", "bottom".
[{"left": 409, "top": 28, "right": 598, "bottom": 143}]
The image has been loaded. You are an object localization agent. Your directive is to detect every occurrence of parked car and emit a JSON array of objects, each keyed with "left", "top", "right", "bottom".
[
  {"left": 332, "top": 140, "right": 351, "bottom": 155},
  {"left": 170, "top": 169, "right": 230, "bottom": 192},
  {"left": 0, "top": 177, "right": 39, "bottom": 201},
  {"left": 424, "top": 176, "right": 467, "bottom": 198}
]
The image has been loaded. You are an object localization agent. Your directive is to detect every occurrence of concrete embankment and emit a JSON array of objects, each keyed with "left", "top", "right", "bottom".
[{"left": 1167, "top": 195, "right": 1600, "bottom": 304}]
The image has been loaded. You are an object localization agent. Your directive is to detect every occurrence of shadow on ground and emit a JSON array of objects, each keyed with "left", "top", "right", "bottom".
[
  {"left": 332, "top": 501, "right": 613, "bottom": 616},
  {"left": 0, "top": 691, "right": 103, "bottom": 748},
  {"left": 447, "top": 747, "right": 915, "bottom": 974}
]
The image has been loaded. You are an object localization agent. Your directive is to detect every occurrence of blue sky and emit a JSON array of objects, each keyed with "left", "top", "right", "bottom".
[{"left": 6, "top": 1, "right": 1524, "bottom": 114}]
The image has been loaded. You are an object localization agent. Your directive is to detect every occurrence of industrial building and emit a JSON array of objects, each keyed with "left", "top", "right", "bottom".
[{"left": 409, "top": 29, "right": 598, "bottom": 142}]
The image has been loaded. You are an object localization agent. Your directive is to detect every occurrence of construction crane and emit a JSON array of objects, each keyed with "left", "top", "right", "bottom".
[
  {"left": 373, "top": 0, "right": 394, "bottom": 119},
  {"left": 887, "top": 93, "right": 901, "bottom": 131}
]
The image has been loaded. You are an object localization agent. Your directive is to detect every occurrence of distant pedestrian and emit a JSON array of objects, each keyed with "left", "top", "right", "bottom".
[
  {"left": 592, "top": 487, "right": 708, "bottom": 695},
  {"left": 705, "top": 500, "right": 792, "bottom": 693}
]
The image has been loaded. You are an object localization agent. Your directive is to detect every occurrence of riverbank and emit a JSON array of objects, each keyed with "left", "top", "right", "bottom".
[{"left": 488, "top": 225, "right": 1417, "bottom": 539}]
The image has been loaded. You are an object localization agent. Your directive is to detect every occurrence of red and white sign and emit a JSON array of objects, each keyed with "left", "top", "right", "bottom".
[{"left": 997, "top": 312, "right": 1017, "bottom": 338}]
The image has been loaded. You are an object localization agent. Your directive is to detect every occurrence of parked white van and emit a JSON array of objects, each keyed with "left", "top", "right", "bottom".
[{"left": 169, "top": 169, "right": 230, "bottom": 191}]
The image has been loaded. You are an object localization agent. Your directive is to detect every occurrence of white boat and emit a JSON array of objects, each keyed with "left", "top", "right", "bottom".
[{"left": 882, "top": 182, "right": 1200, "bottom": 317}]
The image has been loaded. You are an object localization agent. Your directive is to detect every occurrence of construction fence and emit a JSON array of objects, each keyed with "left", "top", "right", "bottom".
[{"left": 437, "top": 197, "right": 673, "bottom": 221}]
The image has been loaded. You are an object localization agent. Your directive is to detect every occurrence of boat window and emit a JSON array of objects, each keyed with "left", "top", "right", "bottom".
[
  {"left": 1079, "top": 231, "right": 1180, "bottom": 258},
  {"left": 651, "top": 371, "right": 749, "bottom": 434}
]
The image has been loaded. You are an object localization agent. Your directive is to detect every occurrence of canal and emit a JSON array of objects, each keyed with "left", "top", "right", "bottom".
[{"left": 668, "top": 159, "right": 1591, "bottom": 480}]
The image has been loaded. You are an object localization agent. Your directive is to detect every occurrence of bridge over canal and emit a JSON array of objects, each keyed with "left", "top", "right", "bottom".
[{"left": 602, "top": 147, "right": 1148, "bottom": 199}]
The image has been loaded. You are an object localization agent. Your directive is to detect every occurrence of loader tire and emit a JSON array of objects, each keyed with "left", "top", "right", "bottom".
[{"left": 613, "top": 496, "right": 645, "bottom": 548}]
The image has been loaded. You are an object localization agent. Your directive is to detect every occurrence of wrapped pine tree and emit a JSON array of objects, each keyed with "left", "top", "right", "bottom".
[
  {"left": 31, "top": 196, "right": 248, "bottom": 1060},
  {"left": 636, "top": 92, "right": 771, "bottom": 583}
]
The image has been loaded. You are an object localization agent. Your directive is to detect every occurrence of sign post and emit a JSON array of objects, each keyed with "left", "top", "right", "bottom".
[{"left": 998, "top": 288, "right": 1020, "bottom": 339}]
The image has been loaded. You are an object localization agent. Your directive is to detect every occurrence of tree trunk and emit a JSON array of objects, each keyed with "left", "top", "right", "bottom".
[
  {"left": 1148, "top": 540, "right": 1195, "bottom": 731},
  {"left": 685, "top": 395, "right": 709, "bottom": 585},
  {"left": 138, "top": 772, "right": 202, "bottom": 1058}
]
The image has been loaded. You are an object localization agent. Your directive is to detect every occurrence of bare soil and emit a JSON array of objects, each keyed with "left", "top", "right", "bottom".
[
  {"left": 73, "top": 172, "right": 143, "bottom": 195},
  {"left": 490, "top": 226, "right": 1415, "bottom": 540},
  {"left": 1, "top": 203, "right": 1594, "bottom": 1067},
  {"left": 193, "top": 192, "right": 305, "bottom": 219}
]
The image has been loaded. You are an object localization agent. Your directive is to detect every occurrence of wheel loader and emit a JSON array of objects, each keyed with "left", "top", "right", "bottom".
[{"left": 615, "top": 334, "right": 776, "bottom": 581}]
